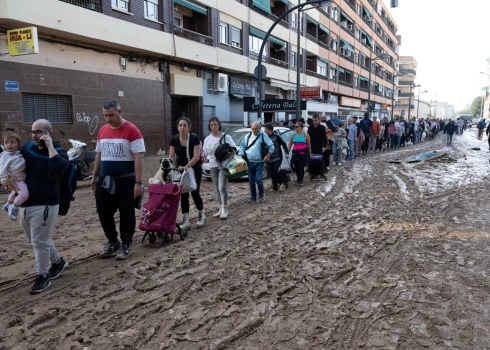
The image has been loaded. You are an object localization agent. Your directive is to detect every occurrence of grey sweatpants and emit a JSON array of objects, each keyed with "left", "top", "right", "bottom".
[
  {"left": 210, "top": 167, "right": 228, "bottom": 206},
  {"left": 20, "top": 205, "right": 60, "bottom": 276}
]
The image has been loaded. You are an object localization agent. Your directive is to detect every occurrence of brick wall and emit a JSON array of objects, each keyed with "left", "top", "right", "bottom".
[{"left": 0, "top": 61, "right": 167, "bottom": 153}]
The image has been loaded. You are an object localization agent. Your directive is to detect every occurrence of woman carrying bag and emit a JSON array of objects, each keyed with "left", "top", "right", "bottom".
[
  {"left": 288, "top": 121, "right": 311, "bottom": 186},
  {"left": 203, "top": 117, "right": 236, "bottom": 219},
  {"left": 169, "top": 117, "right": 205, "bottom": 230}
]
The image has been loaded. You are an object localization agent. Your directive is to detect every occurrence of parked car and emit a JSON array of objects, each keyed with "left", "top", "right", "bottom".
[{"left": 202, "top": 126, "right": 294, "bottom": 179}]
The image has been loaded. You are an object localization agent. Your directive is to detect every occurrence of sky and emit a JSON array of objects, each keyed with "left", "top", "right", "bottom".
[{"left": 382, "top": 0, "right": 490, "bottom": 110}]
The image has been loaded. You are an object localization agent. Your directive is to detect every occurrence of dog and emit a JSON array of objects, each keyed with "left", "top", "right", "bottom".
[{"left": 149, "top": 157, "right": 180, "bottom": 185}]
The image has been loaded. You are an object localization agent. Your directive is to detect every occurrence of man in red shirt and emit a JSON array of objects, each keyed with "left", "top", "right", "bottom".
[{"left": 370, "top": 116, "right": 381, "bottom": 153}]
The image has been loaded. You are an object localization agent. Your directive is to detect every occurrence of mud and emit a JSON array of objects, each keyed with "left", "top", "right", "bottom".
[{"left": 1, "top": 129, "right": 490, "bottom": 349}]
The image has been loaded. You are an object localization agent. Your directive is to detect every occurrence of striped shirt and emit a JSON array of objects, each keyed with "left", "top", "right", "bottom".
[{"left": 96, "top": 121, "right": 145, "bottom": 177}]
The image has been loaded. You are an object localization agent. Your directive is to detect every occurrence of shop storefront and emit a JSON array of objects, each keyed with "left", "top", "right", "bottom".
[{"left": 338, "top": 96, "right": 365, "bottom": 121}]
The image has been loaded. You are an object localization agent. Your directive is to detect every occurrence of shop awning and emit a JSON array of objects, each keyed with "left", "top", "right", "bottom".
[
  {"left": 175, "top": 0, "right": 207, "bottom": 15},
  {"left": 280, "top": 0, "right": 289, "bottom": 4},
  {"left": 229, "top": 94, "right": 244, "bottom": 99},
  {"left": 270, "top": 79, "right": 297, "bottom": 91},
  {"left": 318, "top": 57, "right": 329, "bottom": 64},
  {"left": 345, "top": 69, "right": 352, "bottom": 74},
  {"left": 338, "top": 67, "right": 345, "bottom": 73},
  {"left": 250, "top": 27, "right": 266, "bottom": 39},
  {"left": 360, "top": 52, "right": 367, "bottom": 58},
  {"left": 340, "top": 39, "right": 354, "bottom": 53},
  {"left": 360, "top": 76, "right": 368, "bottom": 82},
  {"left": 319, "top": 24, "right": 330, "bottom": 34},
  {"left": 252, "top": 0, "right": 272, "bottom": 14},
  {"left": 341, "top": 11, "right": 353, "bottom": 22},
  {"left": 269, "top": 36, "right": 286, "bottom": 46},
  {"left": 330, "top": 66, "right": 337, "bottom": 70},
  {"left": 363, "top": 6, "right": 372, "bottom": 20},
  {"left": 307, "top": 16, "right": 318, "bottom": 26}
]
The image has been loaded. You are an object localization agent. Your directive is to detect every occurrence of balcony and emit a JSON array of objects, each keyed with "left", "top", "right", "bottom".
[
  {"left": 306, "top": 33, "right": 318, "bottom": 45},
  {"left": 249, "top": 52, "right": 289, "bottom": 69},
  {"left": 398, "top": 92, "right": 414, "bottom": 98},
  {"left": 59, "top": 0, "right": 102, "bottom": 12},
  {"left": 398, "top": 80, "right": 413, "bottom": 86},
  {"left": 248, "top": 1, "right": 289, "bottom": 29},
  {"left": 174, "top": 27, "right": 213, "bottom": 46},
  {"left": 307, "top": 70, "right": 329, "bottom": 81}
]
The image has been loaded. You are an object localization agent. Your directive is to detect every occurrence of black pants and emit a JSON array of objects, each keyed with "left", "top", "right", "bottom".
[
  {"left": 267, "top": 159, "right": 282, "bottom": 190},
  {"left": 323, "top": 140, "right": 333, "bottom": 168},
  {"left": 181, "top": 165, "right": 203, "bottom": 214},
  {"left": 292, "top": 154, "right": 306, "bottom": 183},
  {"left": 95, "top": 176, "right": 136, "bottom": 245},
  {"left": 362, "top": 133, "right": 370, "bottom": 153}
]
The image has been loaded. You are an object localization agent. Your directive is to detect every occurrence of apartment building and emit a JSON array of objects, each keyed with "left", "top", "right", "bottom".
[
  {"left": 395, "top": 55, "right": 417, "bottom": 120},
  {"left": 0, "top": 0, "right": 399, "bottom": 152}
]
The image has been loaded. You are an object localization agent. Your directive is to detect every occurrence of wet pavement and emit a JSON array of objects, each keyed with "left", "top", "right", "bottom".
[{"left": 1, "top": 128, "right": 490, "bottom": 349}]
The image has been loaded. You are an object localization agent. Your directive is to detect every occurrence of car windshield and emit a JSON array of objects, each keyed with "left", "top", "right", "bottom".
[{"left": 231, "top": 131, "right": 251, "bottom": 146}]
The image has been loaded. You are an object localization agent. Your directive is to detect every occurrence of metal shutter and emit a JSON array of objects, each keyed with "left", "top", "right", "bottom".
[
  {"left": 21, "top": 93, "right": 72, "bottom": 124},
  {"left": 203, "top": 105, "right": 215, "bottom": 137},
  {"left": 230, "top": 100, "right": 243, "bottom": 122}
]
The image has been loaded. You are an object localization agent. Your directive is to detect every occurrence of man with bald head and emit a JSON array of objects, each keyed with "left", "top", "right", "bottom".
[
  {"left": 238, "top": 121, "right": 274, "bottom": 203},
  {"left": 19, "top": 119, "right": 70, "bottom": 293}
]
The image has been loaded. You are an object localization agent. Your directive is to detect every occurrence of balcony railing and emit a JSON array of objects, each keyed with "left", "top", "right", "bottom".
[
  {"left": 339, "top": 80, "right": 353, "bottom": 88},
  {"left": 249, "top": 52, "right": 289, "bottom": 69},
  {"left": 306, "top": 33, "right": 318, "bottom": 44},
  {"left": 174, "top": 27, "right": 213, "bottom": 46},
  {"left": 318, "top": 41, "right": 329, "bottom": 50},
  {"left": 59, "top": 0, "right": 102, "bottom": 12},
  {"left": 398, "top": 80, "right": 413, "bottom": 86},
  {"left": 398, "top": 92, "right": 414, "bottom": 98},
  {"left": 307, "top": 70, "right": 329, "bottom": 81}
]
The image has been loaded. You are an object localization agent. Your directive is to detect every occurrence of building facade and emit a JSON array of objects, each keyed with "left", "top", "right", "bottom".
[
  {"left": 0, "top": 0, "right": 400, "bottom": 152},
  {"left": 395, "top": 55, "right": 417, "bottom": 120}
]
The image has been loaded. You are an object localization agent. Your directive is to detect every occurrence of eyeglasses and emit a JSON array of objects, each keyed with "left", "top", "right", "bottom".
[{"left": 28, "top": 130, "right": 47, "bottom": 136}]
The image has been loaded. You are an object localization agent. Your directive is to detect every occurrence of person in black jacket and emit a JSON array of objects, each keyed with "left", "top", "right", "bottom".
[
  {"left": 18, "top": 119, "right": 69, "bottom": 293},
  {"left": 443, "top": 119, "right": 457, "bottom": 145},
  {"left": 264, "top": 124, "right": 288, "bottom": 191},
  {"left": 307, "top": 115, "right": 327, "bottom": 155},
  {"left": 486, "top": 122, "right": 490, "bottom": 150}
]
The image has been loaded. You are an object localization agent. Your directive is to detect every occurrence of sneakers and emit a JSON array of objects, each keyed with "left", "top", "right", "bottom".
[
  {"left": 48, "top": 257, "right": 69, "bottom": 280},
  {"left": 31, "top": 275, "right": 51, "bottom": 294},
  {"left": 2, "top": 202, "right": 10, "bottom": 213},
  {"left": 196, "top": 211, "right": 206, "bottom": 227},
  {"left": 279, "top": 184, "right": 285, "bottom": 192},
  {"left": 8, "top": 205, "right": 18, "bottom": 221},
  {"left": 258, "top": 194, "right": 265, "bottom": 202},
  {"left": 116, "top": 244, "right": 131, "bottom": 260},
  {"left": 220, "top": 205, "right": 228, "bottom": 220},
  {"left": 99, "top": 240, "right": 121, "bottom": 259},
  {"left": 249, "top": 198, "right": 257, "bottom": 204},
  {"left": 212, "top": 207, "right": 222, "bottom": 218},
  {"left": 297, "top": 181, "right": 303, "bottom": 187},
  {"left": 181, "top": 213, "right": 191, "bottom": 230}
]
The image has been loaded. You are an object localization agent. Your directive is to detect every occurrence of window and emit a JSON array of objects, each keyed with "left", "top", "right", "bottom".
[
  {"left": 330, "top": 7, "right": 339, "bottom": 22},
  {"left": 249, "top": 35, "right": 266, "bottom": 56},
  {"left": 354, "top": 53, "right": 359, "bottom": 64},
  {"left": 356, "top": 3, "right": 361, "bottom": 15},
  {"left": 360, "top": 54, "right": 366, "bottom": 67},
  {"left": 320, "top": 3, "right": 329, "bottom": 14},
  {"left": 112, "top": 0, "right": 128, "bottom": 11},
  {"left": 355, "top": 27, "right": 360, "bottom": 40},
  {"left": 144, "top": 0, "right": 158, "bottom": 20},
  {"left": 329, "top": 66, "right": 337, "bottom": 81},
  {"left": 22, "top": 93, "right": 72, "bottom": 125},
  {"left": 354, "top": 76, "right": 358, "bottom": 88},
  {"left": 292, "top": 12, "right": 298, "bottom": 29},
  {"left": 330, "top": 36, "right": 338, "bottom": 51},
  {"left": 339, "top": 68, "right": 352, "bottom": 84},
  {"left": 174, "top": 14, "right": 183, "bottom": 28},
  {"left": 317, "top": 60, "right": 327, "bottom": 76},
  {"left": 291, "top": 51, "right": 296, "bottom": 67},
  {"left": 231, "top": 27, "right": 241, "bottom": 48},
  {"left": 220, "top": 23, "right": 229, "bottom": 44}
]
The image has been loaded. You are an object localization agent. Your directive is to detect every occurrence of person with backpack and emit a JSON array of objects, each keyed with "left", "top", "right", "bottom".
[
  {"left": 443, "top": 119, "right": 456, "bottom": 145},
  {"left": 91, "top": 100, "right": 145, "bottom": 260},
  {"left": 16, "top": 119, "right": 70, "bottom": 293},
  {"left": 203, "top": 116, "right": 237, "bottom": 219},
  {"left": 477, "top": 119, "right": 486, "bottom": 140},
  {"left": 264, "top": 123, "right": 289, "bottom": 192},
  {"left": 238, "top": 121, "right": 274, "bottom": 202}
]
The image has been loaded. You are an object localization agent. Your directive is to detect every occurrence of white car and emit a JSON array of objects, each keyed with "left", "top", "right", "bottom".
[{"left": 202, "top": 126, "right": 294, "bottom": 179}]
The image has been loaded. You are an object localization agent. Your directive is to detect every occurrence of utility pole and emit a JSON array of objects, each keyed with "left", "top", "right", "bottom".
[{"left": 296, "top": 0, "right": 301, "bottom": 123}]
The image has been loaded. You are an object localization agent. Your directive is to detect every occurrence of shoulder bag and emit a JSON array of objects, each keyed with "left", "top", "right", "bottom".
[{"left": 180, "top": 136, "right": 198, "bottom": 193}]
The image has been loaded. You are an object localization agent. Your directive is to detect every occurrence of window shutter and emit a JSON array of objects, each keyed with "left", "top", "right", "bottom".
[{"left": 21, "top": 93, "right": 72, "bottom": 124}]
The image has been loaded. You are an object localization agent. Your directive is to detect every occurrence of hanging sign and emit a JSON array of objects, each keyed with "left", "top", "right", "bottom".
[
  {"left": 300, "top": 86, "right": 322, "bottom": 99},
  {"left": 8, "top": 27, "right": 40, "bottom": 56}
]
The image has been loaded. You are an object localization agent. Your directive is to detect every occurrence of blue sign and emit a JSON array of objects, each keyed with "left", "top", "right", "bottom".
[{"left": 5, "top": 81, "right": 19, "bottom": 92}]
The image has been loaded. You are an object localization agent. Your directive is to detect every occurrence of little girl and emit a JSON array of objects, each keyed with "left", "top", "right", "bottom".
[{"left": 0, "top": 128, "right": 29, "bottom": 221}]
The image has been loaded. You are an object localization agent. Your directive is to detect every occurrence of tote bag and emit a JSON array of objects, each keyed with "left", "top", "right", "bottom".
[{"left": 180, "top": 136, "right": 198, "bottom": 193}]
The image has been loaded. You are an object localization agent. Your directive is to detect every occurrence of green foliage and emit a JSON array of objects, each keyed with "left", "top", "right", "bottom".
[{"left": 470, "top": 96, "right": 484, "bottom": 117}]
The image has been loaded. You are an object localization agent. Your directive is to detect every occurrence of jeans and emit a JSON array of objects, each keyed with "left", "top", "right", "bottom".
[
  {"left": 247, "top": 161, "right": 265, "bottom": 200},
  {"left": 210, "top": 167, "right": 228, "bottom": 206},
  {"left": 348, "top": 139, "right": 355, "bottom": 160},
  {"left": 416, "top": 131, "right": 422, "bottom": 142},
  {"left": 95, "top": 175, "right": 137, "bottom": 245},
  {"left": 396, "top": 135, "right": 402, "bottom": 147},
  {"left": 446, "top": 133, "right": 453, "bottom": 145},
  {"left": 458, "top": 126, "right": 463, "bottom": 134},
  {"left": 267, "top": 159, "right": 282, "bottom": 190},
  {"left": 362, "top": 133, "right": 371, "bottom": 153},
  {"left": 292, "top": 154, "right": 306, "bottom": 183},
  {"left": 332, "top": 142, "right": 342, "bottom": 164},
  {"left": 389, "top": 134, "right": 396, "bottom": 149},
  {"left": 20, "top": 205, "right": 60, "bottom": 275},
  {"left": 369, "top": 136, "right": 378, "bottom": 152}
]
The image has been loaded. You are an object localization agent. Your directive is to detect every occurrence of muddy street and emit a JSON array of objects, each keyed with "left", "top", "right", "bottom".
[{"left": 1, "top": 130, "right": 490, "bottom": 350}]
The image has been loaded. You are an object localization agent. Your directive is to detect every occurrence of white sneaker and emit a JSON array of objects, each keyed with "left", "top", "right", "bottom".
[
  {"left": 196, "top": 211, "right": 206, "bottom": 227},
  {"left": 279, "top": 184, "right": 285, "bottom": 192},
  {"left": 212, "top": 207, "right": 222, "bottom": 218},
  {"left": 181, "top": 213, "right": 191, "bottom": 230},
  {"left": 220, "top": 206, "right": 228, "bottom": 220}
]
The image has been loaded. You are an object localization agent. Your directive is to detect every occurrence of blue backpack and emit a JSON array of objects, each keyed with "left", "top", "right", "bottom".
[{"left": 24, "top": 141, "right": 77, "bottom": 216}]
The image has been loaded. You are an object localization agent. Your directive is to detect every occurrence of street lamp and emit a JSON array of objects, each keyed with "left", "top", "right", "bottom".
[
  {"left": 407, "top": 84, "right": 420, "bottom": 121},
  {"left": 415, "top": 89, "right": 428, "bottom": 119},
  {"left": 367, "top": 52, "right": 390, "bottom": 117},
  {"left": 479, "top": 72, "right": 490, "bottom": 119}
]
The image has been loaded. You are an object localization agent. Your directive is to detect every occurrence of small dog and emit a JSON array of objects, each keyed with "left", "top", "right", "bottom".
[{"left": 149, "top": 158, "right": 180, "bottom": 185}]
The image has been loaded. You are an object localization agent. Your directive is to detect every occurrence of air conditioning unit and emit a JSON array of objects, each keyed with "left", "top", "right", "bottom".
[{"left": 217, "top": 73, "right": 228, "bottom": 93}]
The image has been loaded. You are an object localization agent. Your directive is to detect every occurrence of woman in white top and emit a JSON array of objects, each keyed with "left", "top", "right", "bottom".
[{"left": 203, "top": 117, "right": 237, "bottom": 219}]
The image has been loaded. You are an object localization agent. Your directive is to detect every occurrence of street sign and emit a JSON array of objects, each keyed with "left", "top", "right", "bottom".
[
  {"left": 7, "top": 27, "right": 39, "bottom": 56},
  {"left": 300, "top": 86, "right": 321, "bottom": 99},
  {"left": 254, "top": 65, "right": 267, "bottom": 80},
  {"left": 5, "top": 81, "right": 19, "bottom": 92}
]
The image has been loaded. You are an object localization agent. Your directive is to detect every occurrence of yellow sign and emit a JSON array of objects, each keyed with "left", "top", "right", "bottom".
[{"left": 7, "top": 27, "right": 39, "bottom": 56}]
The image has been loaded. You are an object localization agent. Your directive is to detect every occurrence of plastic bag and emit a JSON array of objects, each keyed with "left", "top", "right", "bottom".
[{"left": 224, "top": 155, "right": 248, "bottom": 180}]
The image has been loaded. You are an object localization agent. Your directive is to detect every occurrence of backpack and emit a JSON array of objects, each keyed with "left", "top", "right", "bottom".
[
  {"left": 24, "top": 142, "right": 77, "bottom": 216},
  {"left": 244, "top": 133, "right": 269, "bottom": 162},
  {"left": 214, "top": 133, "right": 234, "bottom": 163},
  {"left": 478, "top": 121, "right": 485, "bottom": 129}
]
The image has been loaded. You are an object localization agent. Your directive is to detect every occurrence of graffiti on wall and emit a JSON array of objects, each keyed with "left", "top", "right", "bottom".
[
  {"left": 6, "top": 111, "right": 21, "bottom": 122},
  {"left": 76, "top": 113, "right": 99, "bottom": 135}
]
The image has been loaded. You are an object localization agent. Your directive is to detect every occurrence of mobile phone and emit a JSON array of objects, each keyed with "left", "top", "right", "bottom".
[{"left": 40, "top": 139, "right": 46, "bottom": 147}]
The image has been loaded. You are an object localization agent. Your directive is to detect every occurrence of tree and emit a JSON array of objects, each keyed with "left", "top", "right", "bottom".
[{"left": 470, "top": 96, "right": 484, "bottom": 117}]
